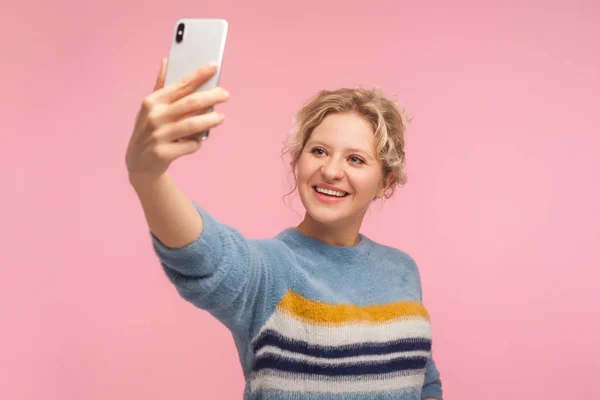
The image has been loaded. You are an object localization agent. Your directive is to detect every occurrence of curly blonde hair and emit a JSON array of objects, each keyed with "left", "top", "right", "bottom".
[{"left": 282, "top": 87, "right": 410, "bottom": 199}]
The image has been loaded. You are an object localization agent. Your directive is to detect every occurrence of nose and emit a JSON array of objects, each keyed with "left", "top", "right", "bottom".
[{"left": 321, "top": 157, "right": 344, "bottom": 181}]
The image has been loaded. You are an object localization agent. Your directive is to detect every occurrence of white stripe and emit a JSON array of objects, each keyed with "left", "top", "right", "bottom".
[
  {"left": 254, "top": 309, "right": 432, "bottom": 347},
  {"left": 250, "top": 369, "right": 425, "bottom": 393},
  {"left": 253, "top": 368, "right": 424, "bottom": 383},
  {"left": 255, "top": 346, "right": 430, "bottom": 366}
]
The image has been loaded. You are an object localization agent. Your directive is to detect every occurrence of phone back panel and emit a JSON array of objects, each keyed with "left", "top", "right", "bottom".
[{"left": 164, "top": 18, "right": 228, "bottom": 92}]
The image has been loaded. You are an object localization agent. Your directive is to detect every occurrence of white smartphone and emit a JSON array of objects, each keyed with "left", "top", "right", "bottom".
[{"left": 164, "top": 18, "right": 228, "bottom": 141}]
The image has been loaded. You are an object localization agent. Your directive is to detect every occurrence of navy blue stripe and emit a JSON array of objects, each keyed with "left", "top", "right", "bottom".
[
  {"left": 253, "top": 329, "right": 431, "bottom": 358},
  {"left": 254, "top": 353, "right": 428, "bottom": 376}
]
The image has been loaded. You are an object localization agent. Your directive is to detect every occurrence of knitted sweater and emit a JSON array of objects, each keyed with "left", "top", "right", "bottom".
[{"left": 150, "top": 202, "right": 443, "bottom": 399}]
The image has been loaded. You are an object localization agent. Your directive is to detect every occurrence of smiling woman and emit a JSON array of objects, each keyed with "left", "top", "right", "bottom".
[
  {"left": 126, "top": 63, "right": 443, "bottom": 400},
  {"left": 284, "top": 88, "right": 409, "bottom": 245}
]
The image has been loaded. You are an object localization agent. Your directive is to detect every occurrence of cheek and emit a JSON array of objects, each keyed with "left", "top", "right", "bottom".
[
  {"left": 296, "top": 157, "right": 314, "bottom": 183},
  {"left": 350, "top": 173, "right": 383, "bottom": 198}
]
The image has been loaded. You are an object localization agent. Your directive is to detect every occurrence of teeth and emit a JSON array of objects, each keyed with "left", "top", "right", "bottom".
[{"left": 315, "top": 186, "right": 347, "bottom": 197}]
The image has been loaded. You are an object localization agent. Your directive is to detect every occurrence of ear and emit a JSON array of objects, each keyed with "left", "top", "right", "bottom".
[{"left": 375, "top": 173, "right": 395, "bottom": 199}]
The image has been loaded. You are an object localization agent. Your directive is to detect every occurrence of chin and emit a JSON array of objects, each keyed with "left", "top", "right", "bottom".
[
  {"left": 299, "top": 196, "right": 347, "bottom": 227},
  {"left": 305, "top": 208, "right": 348, "bottom": 226}
]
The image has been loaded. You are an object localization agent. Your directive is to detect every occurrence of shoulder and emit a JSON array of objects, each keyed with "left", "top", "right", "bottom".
[
  {"left": 367, "top": 239, "right": 424, "bottom": 299},
  {"left": 369, "top": 239, "right": 420, "bottom": 272},
  {"left": 247, "top": 235, "right": 299, "bottom": 265}
]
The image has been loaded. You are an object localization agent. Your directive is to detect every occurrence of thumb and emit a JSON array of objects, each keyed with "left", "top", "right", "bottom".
[{"left": 153, "top": 57, "right": 167, "bottom": 92}]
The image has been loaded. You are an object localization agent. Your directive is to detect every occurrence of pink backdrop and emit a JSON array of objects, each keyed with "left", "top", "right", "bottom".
[{"left": 2, "top": 0, "right": 599, "bottom": 399}]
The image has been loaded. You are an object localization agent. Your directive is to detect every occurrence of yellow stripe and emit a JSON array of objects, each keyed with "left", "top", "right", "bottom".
[{"left": 278, "top": 291, "right": 430, "bottom": 325}]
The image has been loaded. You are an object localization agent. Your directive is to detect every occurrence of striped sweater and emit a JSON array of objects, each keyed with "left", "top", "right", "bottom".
[{"left": 151, "top": 202, "right": 443, "bottom": 399}]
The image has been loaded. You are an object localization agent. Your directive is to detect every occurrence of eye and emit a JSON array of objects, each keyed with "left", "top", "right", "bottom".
[
  {"left": 349, "top": 155, "right": 364, "bottom": 165},
  {"left": 310, "top": 147, "right": 326, "bottom": 156}
]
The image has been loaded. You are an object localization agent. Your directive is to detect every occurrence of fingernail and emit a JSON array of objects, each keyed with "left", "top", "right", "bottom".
[
  {"left": 223, "top": 90, "right": 230, "bottom": 98},
  {"left": 207, "top": 60, "right": 218, "bottom": 68}
]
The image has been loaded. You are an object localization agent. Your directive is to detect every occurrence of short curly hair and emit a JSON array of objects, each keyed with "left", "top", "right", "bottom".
[{"left": 282, "top": 87, "right": 410, "bottom": 199}]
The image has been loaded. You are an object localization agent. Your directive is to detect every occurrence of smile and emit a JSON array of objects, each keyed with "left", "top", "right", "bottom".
[{"left": 313, "top": 186, "right": 348, "bottom": 198}]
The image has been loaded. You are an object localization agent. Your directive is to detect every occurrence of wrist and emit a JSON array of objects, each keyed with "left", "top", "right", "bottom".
[{"left": 129, "top": 172, "right": 168, "bottom": 193}]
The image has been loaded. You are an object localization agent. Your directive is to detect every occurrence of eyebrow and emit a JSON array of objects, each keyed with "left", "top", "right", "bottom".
[{"left": 307, "top": 140, "right": 375, "bottom": 161}]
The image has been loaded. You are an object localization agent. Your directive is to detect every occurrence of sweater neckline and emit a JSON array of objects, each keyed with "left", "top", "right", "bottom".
[{"left": 276, "top": 227, "right": 373, "bottom": 263}]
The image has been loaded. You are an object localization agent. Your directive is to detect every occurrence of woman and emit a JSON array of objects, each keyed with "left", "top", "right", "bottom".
[{"left": 126, "top": 59, "right": 443, "bottom": 400}]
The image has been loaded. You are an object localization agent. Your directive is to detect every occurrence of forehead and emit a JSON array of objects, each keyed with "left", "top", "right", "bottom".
[{"left": 309, "top": 112, "right": 376, "bottom": 153}]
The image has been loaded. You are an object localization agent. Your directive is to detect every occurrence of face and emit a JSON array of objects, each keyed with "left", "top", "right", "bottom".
[{"left": 296, "top": 112, "right": 390, "bottom": 229}]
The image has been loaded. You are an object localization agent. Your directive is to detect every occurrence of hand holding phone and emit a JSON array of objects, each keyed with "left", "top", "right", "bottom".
[
  {"left": 126, "top": 18, "right": 229, "bottom": 185},
  {"left": 125, "top": 59, "right": 230, "bottom": 185}
]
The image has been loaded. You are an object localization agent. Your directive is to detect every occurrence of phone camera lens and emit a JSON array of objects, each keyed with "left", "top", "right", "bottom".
[{"left": 175, "top": 23, "right": 185, "bottom": 43}]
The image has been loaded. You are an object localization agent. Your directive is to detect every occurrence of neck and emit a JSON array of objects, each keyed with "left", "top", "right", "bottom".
[{"left": 296, "top": 213, "right": 362, "bottom": 247}]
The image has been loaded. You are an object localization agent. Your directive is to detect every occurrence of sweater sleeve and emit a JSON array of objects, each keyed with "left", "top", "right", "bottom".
[
  {"left": 421, "top": 355, "right": 443, "bottom": 399},
  {"left": 149, "top": 201, "right": 274, "bottom": 336},
  {"left": 406, "top": 254, "right": 443, "bottom": 399}
]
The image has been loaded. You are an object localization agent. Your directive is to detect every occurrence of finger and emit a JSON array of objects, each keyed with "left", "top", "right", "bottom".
[
  {"left": 161, "top": 111, "right": 225, "bottom": 142},
  {"left": 153, "top": 57, "right": 168, "bottom": 92},
  {"left": 150, "top": 61, "right": 218, "bottom": 104},
  {"left": 149, "top": 87, "right": 229, "bottom": 125}
]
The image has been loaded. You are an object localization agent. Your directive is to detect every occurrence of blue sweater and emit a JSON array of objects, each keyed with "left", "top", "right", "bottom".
[{"left": 151, "top": 202, "right": 443, "bottom": 399}]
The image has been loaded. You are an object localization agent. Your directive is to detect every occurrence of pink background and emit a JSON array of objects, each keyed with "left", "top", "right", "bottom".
[{"left": 2, "top": 0, "right": 599, "bottom": 399}]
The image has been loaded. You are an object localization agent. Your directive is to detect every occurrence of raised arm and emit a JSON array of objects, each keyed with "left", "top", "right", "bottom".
[
  {"left": 125, "top": 60, "right": 287, "bottom": 335},
  {"left": 126, "top": 58, "right": 229, "bottom": 248}
]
